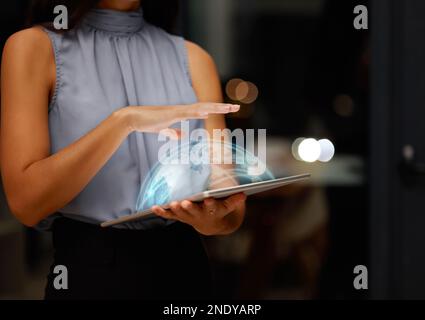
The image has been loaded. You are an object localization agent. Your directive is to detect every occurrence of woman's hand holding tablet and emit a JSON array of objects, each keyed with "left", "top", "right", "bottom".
[{"left": 101, "top": 174, "right": 310, "bottom": 228}]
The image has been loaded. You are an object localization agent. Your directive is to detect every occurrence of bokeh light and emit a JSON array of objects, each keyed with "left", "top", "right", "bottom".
[
  {"left": 333, "top": 94, "right": 354, "bottom": 117},
  {"left": 291, "top": 137, "right": 305, "bottom": 161},
  {"left": 318, "top": 139, "right": 335, "bottom": 162},
  {"left": 226, "top": 78, "right": 244, "bottom": 101},
  {"left": 298, "top": 138, "right": 321, "bottom": 162},
  {"left": 292, "top": 138, "right": 335, "bottom": 163},
  {"left": 235, "top": 81, "right": 250, "bottom": 101},
  {"left": 241, "top": 81, "right": 259, "bottom": 104},
  {"left": 226, "top": 78, "right": 259, "bottom": 104}
]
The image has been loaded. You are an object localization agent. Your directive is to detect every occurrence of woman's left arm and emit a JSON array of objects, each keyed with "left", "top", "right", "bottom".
[{"left": 151, "top": 41, "right": 246, "bottom": 236}]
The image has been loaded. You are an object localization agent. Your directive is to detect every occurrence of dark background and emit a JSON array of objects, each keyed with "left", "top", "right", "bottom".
[{"left": 0, "top": 0, "right": 424, "bottom": 300}]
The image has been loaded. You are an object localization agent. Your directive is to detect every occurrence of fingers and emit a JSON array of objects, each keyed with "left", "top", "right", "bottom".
[
  {"left": 203, "top": 198, "right": 219, "bottom": 217},
  {"left": 198, "top": 103, "right": 240, "bottom": 114},
  {"left": 216, "top": 193, "right": 247, "bottom": 217},
  {"left": 152, "top": 201, "right": 202, "bottom": 223},
  {"left": 169, "top": 201, "right": 193, "bottom": 222},
  {"left": 200, "top": 193, "right": 246, "bottom": 219},
  {"left": 178, "top": 103, "right": 240, "bottom": 121},
  {"left": 181, "top": 200, "right": 203, "bottom": 215},
  {"left": 151, "top": 205, "right": 176, "bottom": 220},
  {"left": 152, "top": 193, "right": 246, "bottom": 225}
]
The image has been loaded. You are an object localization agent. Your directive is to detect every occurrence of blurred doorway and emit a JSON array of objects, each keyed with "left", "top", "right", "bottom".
[{"left": 371, "top": 0, "right": 425, "bottom": 299}]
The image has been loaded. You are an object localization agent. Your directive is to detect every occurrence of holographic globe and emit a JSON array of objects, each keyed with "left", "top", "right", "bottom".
[{"left": 135, "top": 139, "right": 274, "bottom": 211}]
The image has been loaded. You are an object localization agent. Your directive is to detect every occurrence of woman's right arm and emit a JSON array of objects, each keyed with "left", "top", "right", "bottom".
[{"left": 0, "top": 28, "right": 238, "bottom": 227}]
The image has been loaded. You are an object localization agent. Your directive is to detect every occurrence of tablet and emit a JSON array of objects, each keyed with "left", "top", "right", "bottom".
[{"left": 100, "top": 173, "right": 310, "bottom": 227}]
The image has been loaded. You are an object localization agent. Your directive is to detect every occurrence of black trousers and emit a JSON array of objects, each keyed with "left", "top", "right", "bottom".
[{"left": 45, "top": 218, "right": 212, "bottom": 299}]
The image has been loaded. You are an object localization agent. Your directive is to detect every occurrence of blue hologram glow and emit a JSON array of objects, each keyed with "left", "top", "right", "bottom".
[{"left": 135, "top": 139, "right": 274, "bottom": 211}]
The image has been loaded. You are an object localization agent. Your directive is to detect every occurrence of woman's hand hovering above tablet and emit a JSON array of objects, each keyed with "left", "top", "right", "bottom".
[
  {"left": 151, "top": 193, "right": 247, "bottom": 236},
  {"left": 119, "top": 103, "right": 240, "bottom": 135}
]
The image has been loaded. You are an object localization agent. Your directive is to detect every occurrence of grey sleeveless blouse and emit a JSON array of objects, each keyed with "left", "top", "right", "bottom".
[{"left": 38, "top": 8, "right": 207, "bottom": 230}]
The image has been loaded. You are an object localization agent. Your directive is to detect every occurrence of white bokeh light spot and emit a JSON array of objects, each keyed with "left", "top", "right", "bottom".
[
  {"left": 318, "top": 139, "right": 335, "bottom": 162},
  {"left": 298, "top": 138, "right": 321, "bottom": 163}
]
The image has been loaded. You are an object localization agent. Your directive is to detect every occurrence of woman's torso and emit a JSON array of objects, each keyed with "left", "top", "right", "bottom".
[{"left": 38, "top": 8, "right": 208, "bottom": 230}]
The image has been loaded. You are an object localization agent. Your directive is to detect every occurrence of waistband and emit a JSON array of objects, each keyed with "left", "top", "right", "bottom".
[{"left": 51, "top": 217, "right": 198, "bottom": 253}]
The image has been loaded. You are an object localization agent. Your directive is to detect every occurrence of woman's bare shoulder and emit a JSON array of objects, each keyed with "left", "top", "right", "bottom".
[
  {"left": 4, "top": 27, "right": 52, "bottom": 52},
  {"left": 184, "top": 40, "right": 221, "bottom": 100},
  {"left": 2, "top": 27, "right": 54, "bottom": 71},
  {"left": 2, "top": 27, "right": 55, "bottom": 87},
  {"left": 185, "top": 40, "right": 216, "bottom": 71}
]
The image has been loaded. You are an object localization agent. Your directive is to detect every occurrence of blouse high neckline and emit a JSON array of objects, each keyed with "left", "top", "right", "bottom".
[{"left": 82, "top": 8, "right": 145, "bottom": 34}]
